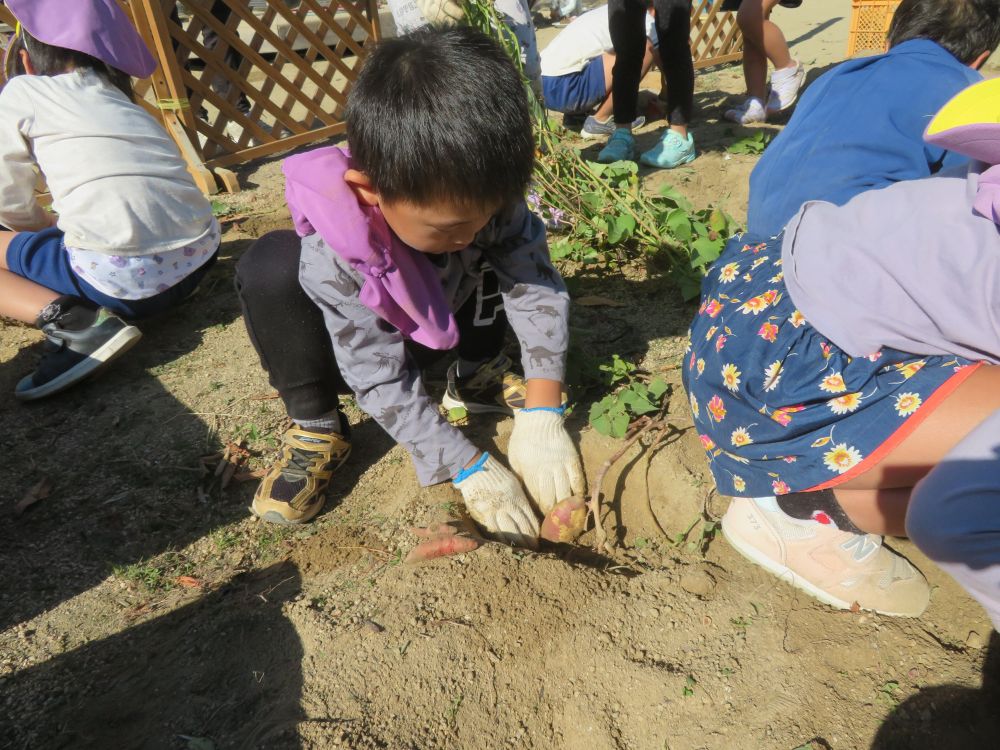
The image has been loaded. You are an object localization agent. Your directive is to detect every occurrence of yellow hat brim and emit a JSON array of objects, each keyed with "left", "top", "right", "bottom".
[{"left": 926, "top": 76, "right": 1000, "bottom": 137}]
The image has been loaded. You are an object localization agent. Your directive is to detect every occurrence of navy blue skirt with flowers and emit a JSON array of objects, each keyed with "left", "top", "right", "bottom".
[{"left": 681, "top": 234, "right": 979, "bottom": 498}]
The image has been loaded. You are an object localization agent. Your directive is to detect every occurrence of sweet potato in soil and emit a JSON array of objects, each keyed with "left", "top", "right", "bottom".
[
  {"left": 405, "top": 531, "right": 483, "bottom": 563},
  {"left": 540, "top": 496, "right": 588, "bottom": 543}
]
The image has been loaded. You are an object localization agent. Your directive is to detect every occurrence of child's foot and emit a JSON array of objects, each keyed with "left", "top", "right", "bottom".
[
  {"left": 597, "top": 128, "right": 637, "bottom": 163},
  {"left": 251, "top": 425, "right": 352, "bottom": 524},
  {"left": 15, "top": 304, "right": 142, "bottom": 401},
  {"left": 724, "top": 97, "right": 767, "bottom": 125},
  {"left": 581, "top": 114, "right": 645, "bottom": 140},
  {"left": 640, "top": 129, "right": 696, "bottom": 169},
  {"left": 721, "top": 496, "right": 930, "bottom": 617},
  {"left": 442, "top": 354, "right": 525, "bottom": 415},
  {"left": 769, "top": 61, "right": 806, "bottom": 112}
]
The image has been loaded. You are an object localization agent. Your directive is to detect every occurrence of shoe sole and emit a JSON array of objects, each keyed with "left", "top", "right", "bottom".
[
  {"left": 597, "top": 152, "right": 637, "bottom": 164},
  {"left": 15, "top": 326, "right": 143, "bottom": 401},
  {"left": 721, "top": 518, "right": 920, "bottom": 617},
  {"left": 580, "top": 129, "right": 611, "bottom": 141},
  {"left": 441, "top": 391, "right": 514, "bottom": 416},
  {"left": 250, "top": 447, "right": 352, "bottom": 525}
]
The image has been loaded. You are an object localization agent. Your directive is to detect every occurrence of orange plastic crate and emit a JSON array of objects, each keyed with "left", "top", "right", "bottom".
[{"left": 847, "top": 0, "right": 901, "bottom": 56}]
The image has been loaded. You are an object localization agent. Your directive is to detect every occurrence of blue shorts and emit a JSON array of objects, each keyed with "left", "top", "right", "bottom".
[
  {"left": 5, "top": 227, "right": 217, "bottom": 320},
  {"left": 541, "top": 56, "right": 607, "bottom": 114}
]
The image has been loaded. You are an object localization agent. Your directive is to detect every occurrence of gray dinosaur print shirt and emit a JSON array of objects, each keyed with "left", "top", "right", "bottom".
[{"left": 299, "top": 201, "right": 569, "bottom": 486}]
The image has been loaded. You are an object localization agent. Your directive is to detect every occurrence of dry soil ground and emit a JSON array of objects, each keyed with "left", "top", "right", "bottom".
[{"left": 1, "top": 3, "right": 998, "bottom": 749}]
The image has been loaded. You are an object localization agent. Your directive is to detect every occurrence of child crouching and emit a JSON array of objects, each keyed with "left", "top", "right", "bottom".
[
  {"left": 236, "top": 26, "right": 585, "bottom": 547},
  {"left": 0, "top": 0, "right": 220, "bottom": 400},
  {"left": 683, "top": 77, "right": 1000, "bottom": 625}
]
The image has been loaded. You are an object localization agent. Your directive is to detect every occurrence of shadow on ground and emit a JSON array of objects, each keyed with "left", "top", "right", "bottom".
[
  {"left": 0, "top": 236, "right": 385, "bottom": 638},
  {"left": 872, "top": 631, "right": 1000, "bottom": 749},
  {"left": 1, "top": 562, "right": 309, "bottom": 749}
]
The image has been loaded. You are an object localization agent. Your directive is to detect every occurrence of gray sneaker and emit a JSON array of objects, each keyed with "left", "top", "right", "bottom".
[
  {"left": 15, "top": 300, "right": 142, "bottom": 401},
  {"left": 581, "top": 114, "right": 645, "bottom": 140}
]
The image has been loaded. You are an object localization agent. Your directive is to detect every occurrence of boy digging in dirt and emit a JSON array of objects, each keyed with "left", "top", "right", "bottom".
[{"left": 236, "top": 27, "right": 584, "bottom": 548}]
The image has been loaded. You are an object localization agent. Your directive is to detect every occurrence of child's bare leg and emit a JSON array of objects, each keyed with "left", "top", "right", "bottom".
[
  {"left": 0, "top": 231, "right": 59, "bottom": 323},
  {"left": 832, "top": 487, "right": 910, "bottom": 537},
  {"left": 592, "top": 53, "right": 617, "bottom": 122},
  {"left": 641, "top": 39, "right": 657, "bottom": 79},
  {"left": 833, "top": 366, "right": 1000, "bottom": 535},
  {"left": 737, "top": 0, "right": 791, "bottom": 101},
  {"left": 0, "top": 270, "right": 59, "bottom": 323}
]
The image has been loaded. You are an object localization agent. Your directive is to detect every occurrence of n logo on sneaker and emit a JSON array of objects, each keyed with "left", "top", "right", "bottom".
[{"left": 840, "top": 534, "right": 879, "bottom": 562}]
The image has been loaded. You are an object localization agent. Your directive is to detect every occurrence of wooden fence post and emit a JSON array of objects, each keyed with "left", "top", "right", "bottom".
[{"left": 130, "top": 0, "right": 219, "bottom": 194}]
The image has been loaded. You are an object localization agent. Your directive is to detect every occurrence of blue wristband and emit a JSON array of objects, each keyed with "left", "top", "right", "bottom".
[
  {"left": 520, "top": 405, "right": 565, "bottom": 415},
  {"left": 452, "top": 451, "right": 489, "bottom": 484}
]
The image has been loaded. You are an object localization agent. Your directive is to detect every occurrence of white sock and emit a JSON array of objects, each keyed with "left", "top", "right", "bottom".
[{"left": 771, "top": 62, "right": 800, "bottom": 84}]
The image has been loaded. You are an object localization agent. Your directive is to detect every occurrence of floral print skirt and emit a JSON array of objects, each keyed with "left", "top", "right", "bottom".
[{"left": 681, "top": 234, "right": 979, "bottom": 498}]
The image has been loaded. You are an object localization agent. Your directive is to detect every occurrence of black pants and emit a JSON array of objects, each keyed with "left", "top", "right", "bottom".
[
  {"left": 609, "top": 0, "right": 694, "bottom": 126},
  {"left": 235, "top": 231, "right": 508, "bottom": 421}
]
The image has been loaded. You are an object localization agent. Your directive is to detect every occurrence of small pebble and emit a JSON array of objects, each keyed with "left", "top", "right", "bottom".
[{"left": 362, "top": 619, "right": 385, "bottom": 634}]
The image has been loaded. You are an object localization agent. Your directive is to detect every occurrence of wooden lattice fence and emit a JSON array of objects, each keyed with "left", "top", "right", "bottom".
[
  {"left": 0, "top": 1, "right": 737, "bottom": 193},
  {"left": 137, "top": 0, "right": 381, "bottom": 193},
  {"left": 691, "top": 0, "right": 743, "bottom": 70},
  {"left": 0, "top": 1, "right": 380, "bottom": 193}
]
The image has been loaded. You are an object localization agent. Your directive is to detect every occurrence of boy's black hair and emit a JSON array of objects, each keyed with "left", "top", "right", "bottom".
[
  {"left": 888, "top": 0, "right": 1000, "bottom": 64},
  {"left": 7, "top": 28, "right": 134, "bottom": 99},
  {"left": 345, "top": 25, "right": 534, "bottom": 209}
]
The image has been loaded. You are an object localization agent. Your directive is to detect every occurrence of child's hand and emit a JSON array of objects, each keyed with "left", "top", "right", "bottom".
[
  {"left": 417, "top": 0, "right": 465, "bottom": 25},
  {"left": 507, "top": 408, "right": 586, "bottom": 514},
  {"left": 453, "top": 453, "right": 540, "bottom": 549}
]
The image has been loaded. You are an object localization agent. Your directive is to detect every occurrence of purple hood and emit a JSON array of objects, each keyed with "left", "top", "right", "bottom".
[{"left": 283, "top": 146, "right": 459, "bottom": 350}]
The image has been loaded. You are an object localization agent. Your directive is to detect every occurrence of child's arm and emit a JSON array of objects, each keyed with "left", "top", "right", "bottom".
[
  {"left": 479, "top": 202, "right": 570, "bottom": 384},
  {"left": 0, "top": 81, "right": 56, "bottom": 231},
  {"left": 298, "top": 235, "right": 477, "bottom": 485},
  {"left": 298, "top": 234, "right": 540, "bottom": 546},
  {"left": 480, "top": 202, "right": 585, "bottom": 511}
]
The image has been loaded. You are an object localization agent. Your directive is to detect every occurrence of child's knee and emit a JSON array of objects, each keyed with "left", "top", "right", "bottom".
[{"left": 235, "top": 230, "right": 301, "bottom": 298}]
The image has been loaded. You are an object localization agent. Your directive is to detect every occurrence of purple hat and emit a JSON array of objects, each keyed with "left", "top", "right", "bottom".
[
  {"left": 7, "top": 0, "right": 157, "bottom": 78},
  {"left": 924, "top": 77, "right": 1000, "bottom": 166}
]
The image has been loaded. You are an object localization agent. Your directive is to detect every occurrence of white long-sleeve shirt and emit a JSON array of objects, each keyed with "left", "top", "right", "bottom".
[
  {"left": 0, "top": 69, "right": 215, "bottom": 254},
  {"left": 540, "top": 5, "right": 658, "bottom": 78}
]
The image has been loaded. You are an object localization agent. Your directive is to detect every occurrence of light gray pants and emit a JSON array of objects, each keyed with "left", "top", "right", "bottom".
[{"left": 907, "top": 409, "right": 1000, "bottom": 630}]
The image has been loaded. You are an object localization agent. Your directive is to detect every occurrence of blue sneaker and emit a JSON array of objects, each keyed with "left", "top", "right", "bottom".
[
  {"left": 640, "top": 129, "right": 696, "bottom": 169},
  {"left": 597, "top": 128, "right": 637, "bottom": 163}
]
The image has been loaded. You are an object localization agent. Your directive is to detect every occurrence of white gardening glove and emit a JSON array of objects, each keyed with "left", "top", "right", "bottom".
[
  {"left": 507, "top": 407, "right": 586, "bottom": 514},
  {"left": 417, "top": 0, "right": 466, "bottom": 26},
  {"left": 453, "top": 453, "right": 540, "bottom": 549}
]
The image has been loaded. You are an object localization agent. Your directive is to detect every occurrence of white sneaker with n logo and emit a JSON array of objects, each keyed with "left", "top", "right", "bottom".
[{"left": 721, "top": 496, "right": 930, "bottom": 617}]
